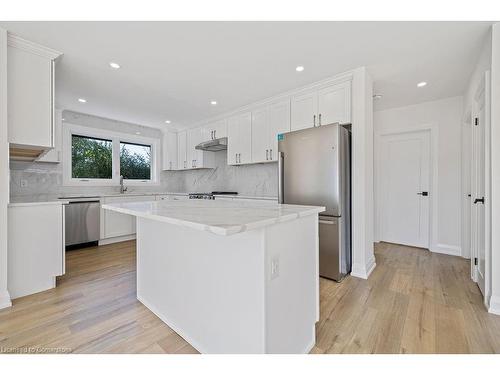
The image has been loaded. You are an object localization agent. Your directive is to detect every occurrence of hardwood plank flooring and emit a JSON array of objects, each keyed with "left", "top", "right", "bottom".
[{"left": 1, "top": 240, "right": 499, "bottom": 354}]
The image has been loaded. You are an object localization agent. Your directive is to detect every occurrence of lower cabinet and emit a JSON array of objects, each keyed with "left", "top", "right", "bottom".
[
  {"left": 100, "top": 195, "right": 156, "bottom": 241},
  {"left": 8, "top": 203, "right": 65, "bottom": 299}
]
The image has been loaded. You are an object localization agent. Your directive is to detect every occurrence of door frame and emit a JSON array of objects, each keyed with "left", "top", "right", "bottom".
[
  {"left": 375, "top": 123, "right": 441, "bottom": 253},
  {"left": 470, "top": 71, "right": 491, "bottom": 306}
]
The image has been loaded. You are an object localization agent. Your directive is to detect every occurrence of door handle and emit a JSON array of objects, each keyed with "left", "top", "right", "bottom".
[
  {"left": 270, "top": 149, "right": 273, "bottom": 160},
  {"left": 319, "top": 113, "right": 322, "bottom": 126},
  {"left": 417, "top": 191, "right": 429, "bottom": 196},
  {"left": 474, "top": 197, "right": 485, "bottom": 204},
  {"left": 313, "top": 114, "right": 316, "bottom": 127}
]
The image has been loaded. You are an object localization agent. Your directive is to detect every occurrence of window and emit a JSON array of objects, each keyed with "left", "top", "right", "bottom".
[
  {"left": 120, "top": 142, "right": 152, "bottom": 180},
  {"left": 72, "top": 135, "right": 113, "bottom": 179},
  {"left": 63, "top": 123, "right": 159, "bottom": 186}
]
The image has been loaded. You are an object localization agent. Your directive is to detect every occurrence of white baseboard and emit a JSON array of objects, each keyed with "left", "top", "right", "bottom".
[
  {"left": 0, "top": 290, "right": 12, "bottom": 310},
  {"left": 99, "top": 234, "right": 136, "bottom": 246},
  {"left": 488, "top": 295, "right": 500, "bottom": 315},
  {"left": 431, "top": 243, "right": 462, "bottom": 257},
  {"left": 351, "top": 256, "right": 376, "bottom": 279}
]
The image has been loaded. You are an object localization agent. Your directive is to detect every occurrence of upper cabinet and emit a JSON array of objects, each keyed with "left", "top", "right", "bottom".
[
  {"left": 203, "top": 119, "right": 227, "bottom": 141},
  {"left": 176, "top": 127, "right": 215, "bottom": 170},
  {"left": 162, "top": 131, "right": 178, "bottom": 171},
  {"left": 36, "top": 108, "right": 63, "bottom": 163},
  {"left": 187, "top": 127, "right": 215, "bottom": 169},
  {"left": 177, "top": 130, "right": 187, "bottom": 170},
  {"left": 227, "top": 112, "right": 252, "bottom": 165},
  {"left": 7, "top": 34, "right": 62, "bottom": 160},
  {"left": 251, "top": 100, "right": 290, "bottom": 163},
  {"left": 291, "top": 81, "right": 351, "bottom": 131}
]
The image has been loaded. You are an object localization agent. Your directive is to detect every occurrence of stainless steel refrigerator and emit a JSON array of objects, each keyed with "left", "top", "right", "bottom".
[{"left": 278, "top": 123, "right": 351, "bottom": 281}]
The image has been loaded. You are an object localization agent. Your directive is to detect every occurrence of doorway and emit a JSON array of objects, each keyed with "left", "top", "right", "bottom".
[
  {"left": 378, "top": 129, "right": 431, "bottom": 249},
  {"left": 471, "top": 71, "right": 490, "bottom": 299}
]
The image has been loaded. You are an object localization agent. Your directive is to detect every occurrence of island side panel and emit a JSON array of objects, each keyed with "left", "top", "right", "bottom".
[
  {"left": 264, "top": 214, "right": 319, "bottom": 353},
  {"left": 136, "top": 217, "right": 266, "bottom": 354}
]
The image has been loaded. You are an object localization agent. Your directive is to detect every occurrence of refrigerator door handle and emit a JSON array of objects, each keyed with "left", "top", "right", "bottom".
[{"left": 278, "top": 151, "right": 284, "bottom": 203}]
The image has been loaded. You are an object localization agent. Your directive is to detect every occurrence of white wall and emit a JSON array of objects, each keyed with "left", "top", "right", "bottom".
[
  {"left": 350, "top": 67, "right": 376, "bottom": 279},
  {"left": 374, "top": 96, "right": 464, "bottom": 257},
  {"left": 0, "top": 27, "right": 11, "bottom": 309}
]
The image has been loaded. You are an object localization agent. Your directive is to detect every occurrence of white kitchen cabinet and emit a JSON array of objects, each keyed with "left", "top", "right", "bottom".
[
  {"left": 203, "top": 119, "right": 227, "bottom": 141},
  {"left": 8, "top": 203, "right": 65, "bottom": 299},
  {"left": 251, "top": 100, "right": 290, "bottom": 163},
  {"left": 162, "top": 131, "right": 178, "bottom": 171},
  {"left": 227, "top": 112, "right": 252, "bottom": 165},
  {"left": 187, "top": 127, "right": 215, "bottom": 169},
  {"left": 36, "top": 109, "right": 63, "bottom": 163},
  {"left": 291, "top": 91, "right": 318, "bottom": 131},
  {"left": 291, "top": 81, "right": 351, "bottom": 131},
  {"left": 7, "top": 35, "right": 62, "bottom": 160},
  {"left": 177, "top": 130, "right": 188, "bottom": 170},
  {"left": 317, "top": 81, "right": 351, "bottom": 126},
  {"left": 101, "top": 195, "right": 156, "bottom": 240}
]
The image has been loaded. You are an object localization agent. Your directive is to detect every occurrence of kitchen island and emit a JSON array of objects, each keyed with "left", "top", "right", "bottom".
[{"left": 102, "top": 199, "right": 324, "bottom": 354}]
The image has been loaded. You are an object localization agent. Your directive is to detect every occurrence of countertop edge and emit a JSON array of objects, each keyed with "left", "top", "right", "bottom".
[
  {"left": 9, "top": 200, "right": 70, "bottom": 207},
  {"left": 102, "top": 203, "right": 325, "bottom": 236}
]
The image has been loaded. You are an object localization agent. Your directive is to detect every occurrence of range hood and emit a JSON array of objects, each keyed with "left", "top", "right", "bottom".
[{"left": 195, "top": 137, "right": 228, "bottom": 152}]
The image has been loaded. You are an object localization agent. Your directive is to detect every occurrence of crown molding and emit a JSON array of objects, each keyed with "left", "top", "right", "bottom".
[
  {"left": 184, "top": 68, "right": 356, "bottom": 131},
  {"left": 7, "top": 33, "right": 62, "bottom": 60}
]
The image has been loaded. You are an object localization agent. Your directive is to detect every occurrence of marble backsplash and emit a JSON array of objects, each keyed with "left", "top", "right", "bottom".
[
  {"left": 9, "top": 110, "right": 278, "bottom": 202},
  {"left": 9, "top": 152, "right": 278, "bottom": 201}
]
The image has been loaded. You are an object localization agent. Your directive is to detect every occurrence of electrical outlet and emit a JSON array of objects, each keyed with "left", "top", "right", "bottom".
[
  {"left": 20, "top": 179, "right": 28, "bottom": 188},
  {"left": 270, "top": 256, "right": 280, "bottom": 280}
]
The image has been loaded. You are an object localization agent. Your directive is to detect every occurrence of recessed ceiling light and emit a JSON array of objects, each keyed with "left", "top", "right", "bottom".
[
  {"left": 109, "top": 62, "right": 121, "bottom": 69},
  {"left": 165, "top": 120, "right": 171, "bottom": 124},
  {"left": 373, "top": 94, "right": 383, "bottom": 100},
  {"left": 78, "top": 98, "right": 87, "bottom": 103},
  {"left": 61, "top": 118, "right": 65, "bottom": 121},
  {"left": 210, "top": 101, "right": 217, "bottom": 105},
  {"left": 135, "top": 131, "right": 141, "bottom": 135},
  {"left": 296, "top": 66, "right": 304, "bottom": 72},
  {"left": 417, "top": 81, "right": 427, "bottom": 88}
]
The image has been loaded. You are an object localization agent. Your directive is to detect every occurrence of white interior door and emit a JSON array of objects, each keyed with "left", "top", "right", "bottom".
[
  {"left": 379, "top": 130, "right": 431, "bottom": 248},
  {"left": 471, "top": 79, "right": 487, "bottom": 296}
]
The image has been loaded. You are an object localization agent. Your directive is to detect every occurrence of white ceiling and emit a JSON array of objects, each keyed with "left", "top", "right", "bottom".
[{"left": 0, "top": 21, "right": 493, "bottom": 130}]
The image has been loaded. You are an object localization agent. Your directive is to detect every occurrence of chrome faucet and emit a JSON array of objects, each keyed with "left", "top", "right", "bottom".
[{"left": 120, "top": 175, "right": 128, "bottom": 194}]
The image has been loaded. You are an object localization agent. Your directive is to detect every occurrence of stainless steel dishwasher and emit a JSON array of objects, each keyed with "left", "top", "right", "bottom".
[{"left": 63, "top": 197, "right": 101, "bottom": 248}]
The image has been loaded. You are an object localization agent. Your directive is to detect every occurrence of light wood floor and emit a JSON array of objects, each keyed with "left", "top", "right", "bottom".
[{"left": 1, "top": 240, "right": 500, "bottom": 354}]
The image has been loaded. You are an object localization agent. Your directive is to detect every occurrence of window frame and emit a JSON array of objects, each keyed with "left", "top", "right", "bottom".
[{"left": 63, "top": 123, "right": 160, "bottom": 187}]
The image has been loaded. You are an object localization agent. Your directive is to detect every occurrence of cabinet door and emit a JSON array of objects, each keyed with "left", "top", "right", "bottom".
[
  {"left": 37, "top": 109, "right": 62, "bottom": 163},
  {"left": 268, "top": 100, "right": 290, "bottom": 161},
  {"left": 318, "top": 81, "right": 351, "bottom": 125},
  {"left": 188, "top": 127, "right": 208, "bottom": 169},
  {"left": 8, "top": 46, "right": 54, "bottom": 148},
  {"left": 238, "top": 112, "right": 252, "bottom": 164},
  {"left": 291, "top": 91, "right": 317, "bottom": 131},
  {"left": 213, "top": 119, "right": 227, "bottom": 139},
  {"left": 251, "top": 107, "right": 269, "bottom": 163},
  {"left": 162, "top": 131, "right": 177, "bottom": 170},
  {"left": 227, "top": 116, "right": 239, "bottom": 165},
  {"left": 177, "top": 130, "right": 187, "bottom": 169}
]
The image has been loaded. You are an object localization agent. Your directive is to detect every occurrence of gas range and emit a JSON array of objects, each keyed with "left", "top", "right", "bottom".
[{"left": 188, "top": 191, "right": 238, "bottom": 200}]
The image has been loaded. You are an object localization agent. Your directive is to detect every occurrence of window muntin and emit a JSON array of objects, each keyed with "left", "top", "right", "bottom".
[{"left": 71, "top": 135, "right": 113, "bottom": 179}]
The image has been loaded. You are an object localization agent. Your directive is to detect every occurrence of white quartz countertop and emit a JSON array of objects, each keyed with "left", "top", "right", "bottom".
[
  {"left": 9, "top": 200, "right": 69, "bottom": 207},
  {"left": 102, "top": 200, "right": 325, "bottom": 236}
]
